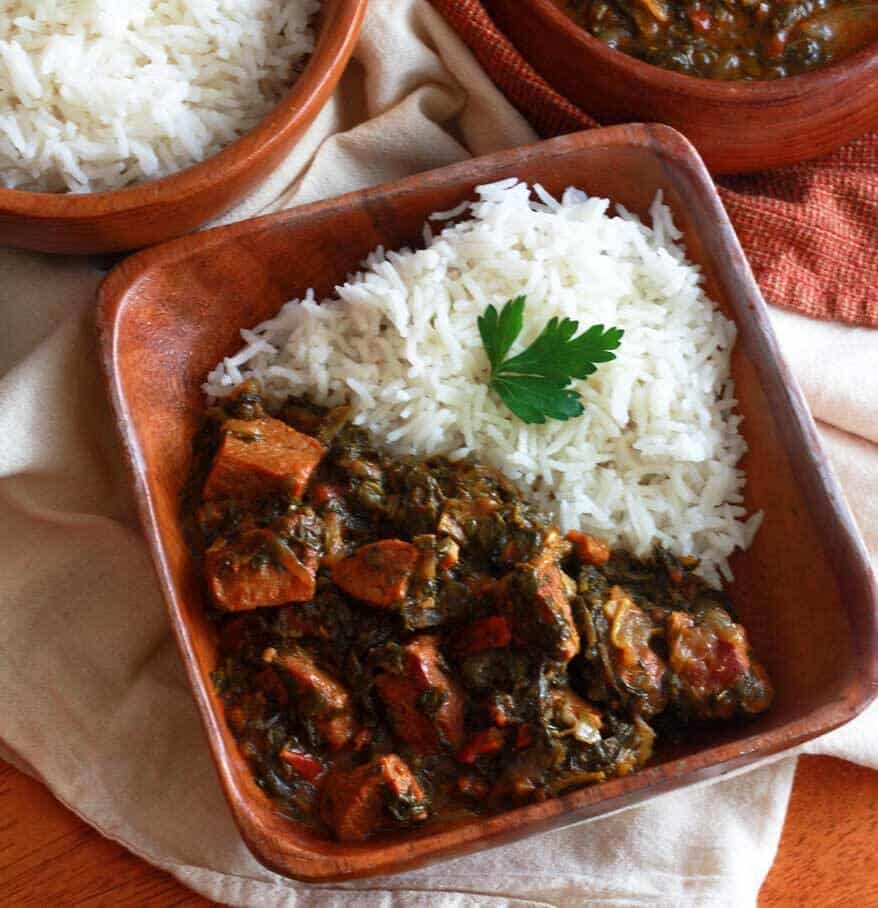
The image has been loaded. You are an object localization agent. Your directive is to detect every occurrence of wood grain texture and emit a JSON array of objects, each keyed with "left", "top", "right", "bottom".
[
  {"left": 0, "top": 0, "right": 367, "bottom": 255},
  {"left": 762, "top": 757, "right": 878, "bottom": 907},
  {"left": 95, "top": 125, "right": 878, "bottom": 881},
  {"left": 2, "top": 756, "right": 876, "bottom": 905},
  {"left": 483, "top": 0, "right": 878, "bottom": 174},
  {"left": 0, "top": 761, "right": 214, "bottom": 907}
]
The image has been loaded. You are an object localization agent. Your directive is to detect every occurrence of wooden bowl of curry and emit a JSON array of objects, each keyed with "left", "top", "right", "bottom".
[
  {"left": 484, "top": 0, "right": 878, "bottom": 173},
  {"left": 98, "top": 126, "right": 877, "bottom": 880}
]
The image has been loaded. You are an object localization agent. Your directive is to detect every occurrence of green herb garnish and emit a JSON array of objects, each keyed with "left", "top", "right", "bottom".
[{"left": 477, "top": 296, "right": 623, "bottom": 424}]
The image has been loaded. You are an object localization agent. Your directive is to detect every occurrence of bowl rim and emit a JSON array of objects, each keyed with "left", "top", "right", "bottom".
[
  {"left": 0, "top": 0, "right": 367, "bottom": 217},
  {"left": 97, "top": 124, "right": 878, "bottom": 881},
  {"left": 515, "top": 0, "right": 878, "bottom": 98}
]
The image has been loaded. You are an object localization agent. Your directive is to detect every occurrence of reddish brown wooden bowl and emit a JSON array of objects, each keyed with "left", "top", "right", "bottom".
[
  {"left": 97, "top": 125, "right": 877, "bottom": 881},
  {"left": 0, "top": 0, "right": 366, "bottom": 255},
  {"left": 484, "top": 0, "right": 878, "bottom": 174}
]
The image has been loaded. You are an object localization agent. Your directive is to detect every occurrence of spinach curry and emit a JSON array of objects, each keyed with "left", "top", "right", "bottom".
[
  {"left": 188, "top": 382, "right": 773, "bottom": 843},
  {"left": 553, "top": 0, "right": 878, "bottom": 79}
]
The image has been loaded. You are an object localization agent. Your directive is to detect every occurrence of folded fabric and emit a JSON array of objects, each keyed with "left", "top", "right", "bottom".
[
  {"left": 0, "top": 2, "right": 874, "bottom": 906},
  {"left": 429, "top": 0, "right": 878, "bottom": 328}
]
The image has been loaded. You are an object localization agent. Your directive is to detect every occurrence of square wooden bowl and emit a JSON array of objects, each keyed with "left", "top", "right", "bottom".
[{"left": 97, "top": 125, "right": 877, "bottom": 882}]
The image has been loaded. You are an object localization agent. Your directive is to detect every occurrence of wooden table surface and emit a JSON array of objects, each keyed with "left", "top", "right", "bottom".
[{"left": 1, "top": 754, "right": 877, "bottom": 906}]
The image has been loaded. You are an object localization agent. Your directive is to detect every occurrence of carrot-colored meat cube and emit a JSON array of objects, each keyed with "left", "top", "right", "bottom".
[
  {"left": 320, "top": 754, "right": 427, "bottom": 842},
  {"left": 319, "top": 761, "right": 384, "bottom": 843},
  {"left": 666, "top": 607, "right": 773, "bottom": 720},
  {"left": 203, "top": 417, "right": 325, "bottom": 501},
  {"left": 268, "top": 648, "right": 356, "bottom": 751},
  {"left": 205, "top": 530, "right": 317, "bottom": 611},
  {"left": 374, "top": 635, "right": 465, "bottom": 754},
  {"left": 331, "top": 539, "right": 421, "bottom": 607},
  {"left": 501, "top": 556, "right": 580, "bottom": 662},
  {"left": 374, "top": 673, "right": 442, "bottom": 754},
  {"left": 533, "top": 561, "right": 580, "bottom": 660}
]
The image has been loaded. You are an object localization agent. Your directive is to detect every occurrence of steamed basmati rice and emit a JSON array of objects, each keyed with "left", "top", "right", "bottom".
[
  {"left": 205, "top": 181, "right": 762, "bottom": 587},
  {"left": 0, "top": 0, "right": 318, "bottom": 193}
]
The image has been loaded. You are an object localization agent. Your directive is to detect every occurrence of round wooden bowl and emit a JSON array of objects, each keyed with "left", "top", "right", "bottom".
[
  {"left": 484, "top": 0, "right": 878, "bottom": 174},
  {"left": 0, "top": 0, "right": 367, "bottom": 254}
]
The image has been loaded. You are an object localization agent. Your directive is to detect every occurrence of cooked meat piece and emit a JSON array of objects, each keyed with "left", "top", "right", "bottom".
[
  {"left": 320, "top": 754, "right": 428, "bottom": 842},
  {"left": 205, "top": 529, "right": 318, "bottom": 610},
  {"left": 374, "top": 635, "right": 465, "bottom": 754},
  {"left": 203, "top": 417, "right": 325, "bottom": 501},
  {"left": 666, "top": 605, "right": 773, "bottom": 720},
  {"left": 266, "top": 647, "right": 356, "bottom": 750},
  {"left": 500, "top": 548, "right": 580, "bottom": 661},
  {"left": 331, "top": 539, "right": 421, "bottom": 607},
  {"left": 373, "top": 674, "right": 440, "bottom": 755},
  {"left": 602, "top": 586, "right": 668, "bottom": 717}
]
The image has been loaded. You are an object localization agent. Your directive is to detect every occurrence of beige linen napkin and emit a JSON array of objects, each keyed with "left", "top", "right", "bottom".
[{"left": 0, "top": 2, "right": 875, "bottom": 905}]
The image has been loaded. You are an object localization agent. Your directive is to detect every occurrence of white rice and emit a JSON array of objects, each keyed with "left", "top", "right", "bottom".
[
  {"left": 0, "top": 0, "right": 319, "bottom": 193},
  {"left": 205, "top": 181, "right": 762, "bottom": 587}
]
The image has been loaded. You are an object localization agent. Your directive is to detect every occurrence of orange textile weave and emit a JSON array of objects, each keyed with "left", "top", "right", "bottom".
[{"left": 430, "top": 0, "right": 878, "bottom": 327}]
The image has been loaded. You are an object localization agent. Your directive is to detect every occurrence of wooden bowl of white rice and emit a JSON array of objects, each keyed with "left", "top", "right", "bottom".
[{"left": 0, "top": 0, "right": 366, "bottom": 254}]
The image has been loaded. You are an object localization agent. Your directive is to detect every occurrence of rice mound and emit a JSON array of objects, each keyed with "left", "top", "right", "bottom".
[
  {"left": 205, "top": 180, "right": 761, "bottom": 587},
  {"left": 0, "top": 0, "right": 319, "bottom": 193}
]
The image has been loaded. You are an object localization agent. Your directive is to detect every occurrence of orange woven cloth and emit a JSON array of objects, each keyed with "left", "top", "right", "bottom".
[{"left": 430, "top": 0, "right": 878, "bottom": 327}]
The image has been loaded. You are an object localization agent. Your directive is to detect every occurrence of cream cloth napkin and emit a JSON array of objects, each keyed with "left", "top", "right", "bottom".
[{"left": 0, "top": 1, "right": 875, "bottom": 905}]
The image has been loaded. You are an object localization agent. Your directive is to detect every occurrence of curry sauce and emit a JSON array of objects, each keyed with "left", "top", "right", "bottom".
[
  {"left": 188, "top": 383, "right": 772, "bottom": 842},
  {"left": 553, "top": 0, "right": 878, "bottom": 79}
]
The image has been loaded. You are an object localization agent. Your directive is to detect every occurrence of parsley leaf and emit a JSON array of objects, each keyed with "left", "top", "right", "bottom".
[
  {"left": 478, "top": 296, "right": 623, "bottom": 425},
  {"left": 478, "top": 294, "right": 525, "bottom": 372}
]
